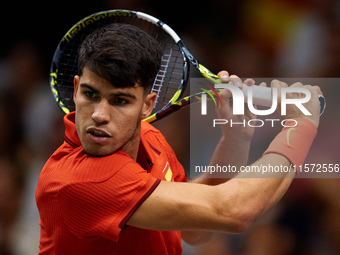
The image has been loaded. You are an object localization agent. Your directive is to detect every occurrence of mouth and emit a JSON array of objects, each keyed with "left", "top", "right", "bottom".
[
  {"left": 87, "top": 130, "right": 110, "bottom": 137},
  {"left": 86, "top": 127, "right": 112, "bottom": 141}
]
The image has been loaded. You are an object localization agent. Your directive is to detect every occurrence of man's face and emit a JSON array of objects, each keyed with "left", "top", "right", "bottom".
[{"left": 73, "top": 67, "right": 155, "bottom": 157}]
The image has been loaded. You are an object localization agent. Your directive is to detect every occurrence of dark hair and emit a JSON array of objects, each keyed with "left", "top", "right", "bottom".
[{"left": 78, "top": 23, "right": 162, "bottom": 91}]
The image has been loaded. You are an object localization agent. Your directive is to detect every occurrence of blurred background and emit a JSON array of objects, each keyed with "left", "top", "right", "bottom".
[{"left": 1, "top": 0, "right": 340, "bottom": 254}]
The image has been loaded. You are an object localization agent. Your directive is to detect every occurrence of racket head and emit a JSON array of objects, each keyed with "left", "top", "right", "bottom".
[{"left": 50, "top": 10, "right": 189, "bottom": 119}]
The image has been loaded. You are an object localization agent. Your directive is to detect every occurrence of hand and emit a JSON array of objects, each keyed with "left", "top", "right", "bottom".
[
  {"left": 270, "top": 80, "right": 322, "bottom": 128},
  {"left": 216, "top": 71, "right": 265, "bottom": 141}
]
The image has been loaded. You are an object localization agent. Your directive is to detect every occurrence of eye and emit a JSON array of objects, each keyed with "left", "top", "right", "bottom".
[
  {"left": 112, "top": 98, "right": 128, "bottom": 105},
  {"left": 84, "top": 91, "right": 98, "bottom": 99}
]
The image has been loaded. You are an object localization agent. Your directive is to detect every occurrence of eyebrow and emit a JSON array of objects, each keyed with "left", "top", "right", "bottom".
[
  {"left": 80, "top": 83, "right": 99, "bottom": 94},
  {"left": 80, "top": 83, "right": 137, "bottom": 99}
]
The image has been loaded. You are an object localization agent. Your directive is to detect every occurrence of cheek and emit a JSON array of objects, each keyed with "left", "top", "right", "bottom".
[
  {"left": 116, "top": 103, "right": 143, "bottom": 123},
  {"left": 112, "top": 110, "right": 139, "bottom": 135},
  {"left": 75, "top": 106, "right": 93, "bottom": 136},
  {"left": 75, "top": 106, "right": 88, "bottom": 124},
  {"left": 111, "top": 108, "right": 141, "bottom": 137}
]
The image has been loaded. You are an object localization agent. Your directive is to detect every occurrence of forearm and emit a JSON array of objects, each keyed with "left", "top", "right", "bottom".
[
  {"left": 210, "top": 135, "right": 251, "bottom": 172},
  {"left": 192, "top": 135, "right": 251, "bottom": 185},
  {"left": 183, "top": 136, "right": 251, "bottom": 245},
  {"left": 184, "top": 118, "right": 317, "bottom": 244},
  {"left": 217, "top": 153, "right": 295, "bottom": 226},
  {"left": 182, "top": 153, "right": 294, "bottom": 245}
]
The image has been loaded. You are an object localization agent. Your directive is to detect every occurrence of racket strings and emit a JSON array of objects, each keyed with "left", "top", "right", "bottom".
[
  {"left": 151, "top": 39, "right": 184, "bottom": 113},
  {"left": 152, "top": 48, "right": 173, "bottom": 108}
]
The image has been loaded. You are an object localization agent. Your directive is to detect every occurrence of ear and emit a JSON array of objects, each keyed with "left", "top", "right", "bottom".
[
  {"left": 140, "top": 92, "right": 157, "bottom": 119},
  {"left": 73, "top": 75, "right": 80, "bottom": 103}
]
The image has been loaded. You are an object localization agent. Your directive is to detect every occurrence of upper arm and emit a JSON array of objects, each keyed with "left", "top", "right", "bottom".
[
  {"left": 127, "top": 154, "right": 296, "bottom": 234},
  {"left": 126, "top": 180, "right": 239, "bottom": 233}
]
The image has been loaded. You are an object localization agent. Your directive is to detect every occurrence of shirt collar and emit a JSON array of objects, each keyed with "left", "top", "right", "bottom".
[
  {"left": 64, "top": 112, "right": 81, "bottom": 148},
  {"left": 140, "top": 121, "right": 162, "bottom": 164}
]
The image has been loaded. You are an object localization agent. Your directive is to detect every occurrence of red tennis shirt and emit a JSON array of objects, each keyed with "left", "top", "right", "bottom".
[{"left": 36, "top": 112, "right": 187, "bottom": 255}]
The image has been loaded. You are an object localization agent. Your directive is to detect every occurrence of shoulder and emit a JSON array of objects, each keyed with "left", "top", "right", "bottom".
[
  {"left": 141, "top": 121, "right": 174, "bottom": 157},
  {"left": 42, "top": 145, "right": 140, "bottom": 183},
  {"left": 141, "top": 121, "right": 168, "bottom": 145},
  {"left": 141, "top": 121, "right": 187, "bottom": 182},
  {"left": 141, "top": 120, "right": 162, "bottom": 135}
]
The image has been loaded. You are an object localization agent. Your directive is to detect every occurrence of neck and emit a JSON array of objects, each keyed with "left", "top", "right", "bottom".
[{"left": 120, "top": 122, "right": 142, "bottom": 161}]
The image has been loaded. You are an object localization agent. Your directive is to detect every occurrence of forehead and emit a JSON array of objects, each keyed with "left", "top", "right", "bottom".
[{"left": 79, "top": 67, "right": 144, "bottom": 95}]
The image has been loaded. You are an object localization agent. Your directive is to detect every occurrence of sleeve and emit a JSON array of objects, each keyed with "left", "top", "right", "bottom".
[
  {"left": 141, "top": 121, "right": 187, "bottom": 183},
  {"left": 58, "top": 162, "right": 161, "bottom": 242},
  {"left": 156, "top": 133, "right": 188, "bottom": 183},
  {"left": 166, "top": 146, "right": 187, "bottom": 183}
]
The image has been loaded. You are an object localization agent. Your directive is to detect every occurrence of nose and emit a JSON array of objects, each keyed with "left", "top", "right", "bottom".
[{"left": 92, "top": 100, "right": 111, "bottom": 124}]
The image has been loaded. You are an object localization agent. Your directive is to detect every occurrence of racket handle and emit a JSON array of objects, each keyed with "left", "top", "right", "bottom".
[{"left": 241, "top": 84, "right": 326, "bottom": 116}]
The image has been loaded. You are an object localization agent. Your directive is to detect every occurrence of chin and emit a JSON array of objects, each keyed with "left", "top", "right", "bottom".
[{"left": 82, "top": 144, "right": 117, "bottom": 157}]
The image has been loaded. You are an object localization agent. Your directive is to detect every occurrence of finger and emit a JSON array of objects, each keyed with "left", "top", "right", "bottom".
[
  {"left": 217, "top": 70, "right": 230, "bottom": 83},
  {"left": 270, "top": 80, "right": 287, "bottom": 106},
  {"left": 259, "top": 81, "right": 267, "bottom": 87},
  {"left": 294, "top": 84, "right": 323, "bottom": 96},
  {"left": 313, "top": 85, "right": 323, "bottom": 96},
  {"left": 229, "top": 75, "right": 242, "bottom": 89},
  {"left": 219, "top": 87, "right": 233, "bottom": 102},
  {"left": 244, "top": 78, "right": 255, "bottom": 87},
  {"left": 270, "top": 79, "right": 288, "bottom": 89},
  {"left": 303, "top": 85, "right": 323, "bottom": 98},
  {"left": 290, "top": 82, "right": 304, "bottom": 88}
]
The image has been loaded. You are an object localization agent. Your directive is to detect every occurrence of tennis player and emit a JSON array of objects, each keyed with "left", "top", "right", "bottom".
[{"left": 36, "top": 24, "right": 322, "bottom": 254}]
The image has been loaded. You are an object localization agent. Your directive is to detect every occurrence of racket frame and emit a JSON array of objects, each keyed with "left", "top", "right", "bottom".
[
  {"left": 50, "top": 9, "right": 325, "bottom": 123},
  {"left": 50, "top": 10, "right": 190, "bottom": 120}
]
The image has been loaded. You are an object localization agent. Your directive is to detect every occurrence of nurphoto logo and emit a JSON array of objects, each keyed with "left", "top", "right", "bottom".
[{"left": 198, "top": 83, "right": 312, "bottom": 128}]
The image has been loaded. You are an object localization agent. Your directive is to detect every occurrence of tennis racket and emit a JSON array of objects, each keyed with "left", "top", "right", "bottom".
[{"left": 50, "top": 9, "right": 326, "bottom": 123}]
